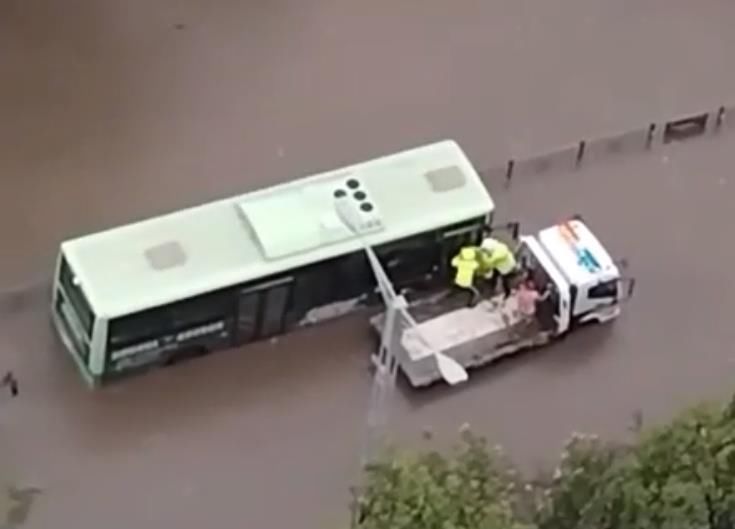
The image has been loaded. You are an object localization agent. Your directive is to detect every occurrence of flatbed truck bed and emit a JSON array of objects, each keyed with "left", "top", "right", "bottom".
[{"left": 370, "top": 291, "right": 552, "bottom": 387}]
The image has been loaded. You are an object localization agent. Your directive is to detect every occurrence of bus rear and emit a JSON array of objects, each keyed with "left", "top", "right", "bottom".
[{"left": 51, "top": 251, "right": 105, "bottom": 386}]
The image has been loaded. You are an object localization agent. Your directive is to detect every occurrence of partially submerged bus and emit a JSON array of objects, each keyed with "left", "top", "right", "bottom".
[{"left": 51, "top": 140, "right": 494, "bottom": 386}]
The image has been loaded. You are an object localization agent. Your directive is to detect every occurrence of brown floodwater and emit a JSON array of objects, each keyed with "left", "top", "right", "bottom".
[{"left": 2, "top": 1, "right": 735, "bottom": 527}]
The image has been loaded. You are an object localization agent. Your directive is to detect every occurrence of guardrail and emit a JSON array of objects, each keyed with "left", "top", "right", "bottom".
[{"left": 480, "top": 104, "right": 734, "bottom": 186}]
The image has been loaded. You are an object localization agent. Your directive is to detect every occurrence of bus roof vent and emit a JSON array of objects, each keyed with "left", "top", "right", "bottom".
[
  {"left": 144, "top": 241, "right": 188, "bottom": 271},
  {"left": 425, "top": 165, "right": 466, "bottom": 192},
  {"left": 331, "top": 176, "right": 384, "bottom": 235}
]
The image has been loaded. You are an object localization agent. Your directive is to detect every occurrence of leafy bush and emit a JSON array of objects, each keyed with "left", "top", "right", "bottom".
[
  {"left": 535, "top": 401, "right": 735, "bottom": 529},
  {"left": 532, "top": 432, "right": 624, "bottom": 529},
  {"left": 352, "top": 428, "right": 531, "bottom": 529},
  {"left": 351, "top": 395, "right": 735, "bottom": 529}
]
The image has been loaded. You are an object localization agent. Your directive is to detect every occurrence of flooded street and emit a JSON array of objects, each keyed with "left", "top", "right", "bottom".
[{"left": 2, "top": 1, "right": 735, "bottom": 528}]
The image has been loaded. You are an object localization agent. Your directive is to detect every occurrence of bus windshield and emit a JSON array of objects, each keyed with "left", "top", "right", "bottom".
[{"left": 58, "top": 256, "right": 96, "bottom": 337}]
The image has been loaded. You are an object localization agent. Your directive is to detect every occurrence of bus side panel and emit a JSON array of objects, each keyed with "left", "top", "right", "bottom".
[
  {"left": 102, "top": 288, "right": 238, "bottom": 382},
  {"left": 97, "top": 215, "right": 490, "bottom": 384}
]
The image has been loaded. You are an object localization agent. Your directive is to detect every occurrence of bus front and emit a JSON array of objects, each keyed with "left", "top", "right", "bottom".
[{"left": 51, "top": 250, "right": 102, "bottom": 386}]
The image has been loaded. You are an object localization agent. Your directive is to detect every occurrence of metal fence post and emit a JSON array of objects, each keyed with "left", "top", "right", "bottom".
[
  {"left": 575, "top": 140, "right": 586, "bottom": 168},
  {"left": 504, "top": 159, "right": 515, "bottom": 187}
]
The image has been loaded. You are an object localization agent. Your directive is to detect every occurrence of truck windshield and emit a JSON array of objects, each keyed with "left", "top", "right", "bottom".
[{"left": 59, "top": 256, "right": 96, "bottom": 337}]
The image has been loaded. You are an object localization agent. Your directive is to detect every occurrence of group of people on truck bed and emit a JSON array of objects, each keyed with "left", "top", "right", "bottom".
[{"left": 450, "top": 235, "right": 550, "bottom": 321}]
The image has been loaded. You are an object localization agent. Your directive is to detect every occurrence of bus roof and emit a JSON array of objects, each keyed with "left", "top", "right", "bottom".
[{"left": 61, "top": 140, "right": 494, "bottom": 318}]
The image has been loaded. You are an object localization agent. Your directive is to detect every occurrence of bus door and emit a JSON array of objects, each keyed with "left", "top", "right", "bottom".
[{"left": 235, "top": 276, "right": 294, "bottom": 345}]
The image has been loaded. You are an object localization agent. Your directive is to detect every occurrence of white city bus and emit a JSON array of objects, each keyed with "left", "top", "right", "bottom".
[{"left": 51, "top": 140, "right": 495, "bottom": 386}]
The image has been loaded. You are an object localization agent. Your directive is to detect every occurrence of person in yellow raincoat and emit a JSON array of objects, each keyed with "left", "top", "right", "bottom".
[
  {"left": 479, "top": 237, "right": 518, "bottom": 299},
  {"left": 451, "top": 246, "right": 481, "bottom": 307}
]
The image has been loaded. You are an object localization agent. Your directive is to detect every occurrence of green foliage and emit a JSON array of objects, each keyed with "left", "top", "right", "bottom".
[
  {"left": 532, "top": 433, "right": 624, "bottom": 529},
  {"left": 535, "top": 402, "right": 735, "bottom": 529},
  {"left": 352, "top": 394, "right": 735, "bottom": 529},
  {"left": 353, "top": 429, "right": 531, "bottom": 529}
]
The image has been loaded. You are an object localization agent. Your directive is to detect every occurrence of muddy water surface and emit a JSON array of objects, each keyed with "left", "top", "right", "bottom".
[{"left": 2, "top": 1, "right": 735, "bottom": 528}]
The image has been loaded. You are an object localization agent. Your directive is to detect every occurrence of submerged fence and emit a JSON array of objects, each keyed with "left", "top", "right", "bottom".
[{"left": 479, "top": 104, "right": 734, "bottom": 186}]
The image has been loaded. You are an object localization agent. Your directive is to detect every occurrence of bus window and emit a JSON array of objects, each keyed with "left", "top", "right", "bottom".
[
  {"left": 106, "top": 290, "right": 236, "bottom": 374},
  {"left": 287, "top": 261, "right": 339, "bottom": 322},
  {"left": 439, "top": 218, "right": 485, "bottom": 277},
  {"left": 167, "top": 290, "right": 233, "bottom": 333},
  {"left": 108, "top": 290, "right": 234, "bottom": 350},
  {"left": 108, "top": 306, "right": 166, "bottom": 349},
  {"left": 235, "top": 290, "right": 260, "bottom": 344},
  {"left": 259, "top": 281, "right": 292, "bottom": 337},
  {"left": 332, "top": 252, "right": 373, "bottom": 299},
  {"left": 377, "top": 232, "right": 439, "bottom": 288},
  {"left": 54, "top": 293, "right": 91, "bottom": 362},
  {"left": 54, "top": 256, "right": 95, "bottom": 364},
  {"left": 232, "top": 276, "right": 295, "bottom": 342},
  {"left": 58, "top": 257, "right": 96, "bottom": 337}
]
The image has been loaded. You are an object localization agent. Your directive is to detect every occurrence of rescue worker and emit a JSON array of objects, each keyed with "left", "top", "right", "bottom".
[
  {"left": 479, "top": 237, "right": 518, "bottom": 299},
  {"left": 451, "top": 247, "right": 481, "bottom": 307}
]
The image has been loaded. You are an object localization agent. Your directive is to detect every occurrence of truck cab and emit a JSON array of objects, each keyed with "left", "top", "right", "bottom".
[{"left": 518, "top": 218, "right": 634, "bottom": 336}]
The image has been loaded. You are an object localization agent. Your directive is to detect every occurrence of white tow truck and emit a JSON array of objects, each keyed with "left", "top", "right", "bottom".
[{"left": 371, "top": 217, "right": 635, "bottom": 387}]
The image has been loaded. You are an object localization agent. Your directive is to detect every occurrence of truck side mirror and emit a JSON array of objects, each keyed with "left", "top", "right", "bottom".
[
  {"left": 510, "top": 222, "right": 520, "bottom": 240},
  {"left": 617, "top": 277, "right": 636, "bottom": 301}
]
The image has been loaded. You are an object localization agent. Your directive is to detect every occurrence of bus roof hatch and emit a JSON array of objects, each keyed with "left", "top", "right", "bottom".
[
  {"left": 237, "top": 193, "right": 324, "bottom": 260},
  {"left": 237, "top": 177, "right": 385, "bottom": 260}
]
